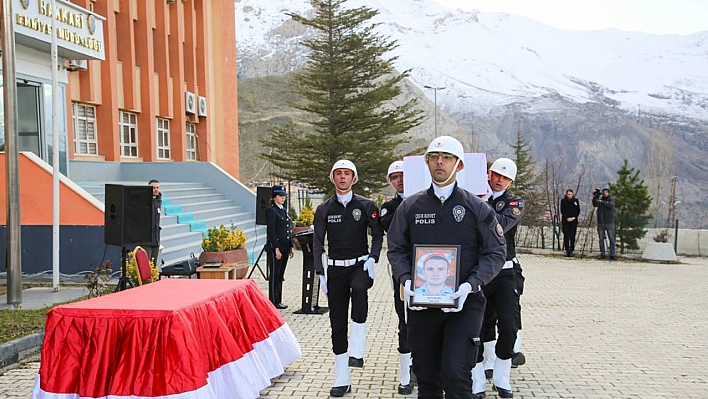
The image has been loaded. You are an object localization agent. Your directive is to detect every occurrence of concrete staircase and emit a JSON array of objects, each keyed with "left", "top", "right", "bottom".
[{"left": 80, "top": 181, "right": 266, "bottom": 266}]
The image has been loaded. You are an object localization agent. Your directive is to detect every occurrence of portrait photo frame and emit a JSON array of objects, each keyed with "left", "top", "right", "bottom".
[{"left": 410, "top": 244, "right": 461, "bottom": 308}]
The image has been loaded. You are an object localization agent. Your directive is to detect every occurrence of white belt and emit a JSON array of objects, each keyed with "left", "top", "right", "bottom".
[
  {"left": 328, "top": 255, "right": 369, "bottom": 267},
  {"left": 502, "top": 257, "right": 519, "bottom": 269}
]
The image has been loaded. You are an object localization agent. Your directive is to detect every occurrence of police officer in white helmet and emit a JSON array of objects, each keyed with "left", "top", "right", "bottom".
[
  {"left": 472, "top": 158, "right": 525, "bottom": 399},
  {"left": 313, "top": 159, "right": 384, "bottom": 397},
  {"left": 379, "top": 160, "right": 414, "bottom": 395},
  {"left": 388, "top": 136, "right": 506, "bottom": 399}
]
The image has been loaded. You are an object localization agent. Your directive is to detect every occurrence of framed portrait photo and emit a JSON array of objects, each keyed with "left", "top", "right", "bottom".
[{"left": 410, "top": 245, "right": 461, "bottom": 308}]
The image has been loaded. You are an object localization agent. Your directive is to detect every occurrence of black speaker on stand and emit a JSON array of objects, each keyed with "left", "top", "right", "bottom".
[
  {"left": 249, "top": 186, "right": 273, "bottom": 280},
  {"left": 104, "top": 184, "right": 155, "bottom": 291}
]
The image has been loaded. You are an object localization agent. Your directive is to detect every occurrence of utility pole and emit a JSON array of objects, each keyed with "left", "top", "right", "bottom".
[
  {"left": 2, "top": 0, "right": 23, "bottom": 305},
  {"left": 423, "top": 85, "right": 445, "bottom": 138}
]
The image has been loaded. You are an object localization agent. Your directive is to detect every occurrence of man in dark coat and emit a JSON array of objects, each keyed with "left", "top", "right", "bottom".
[{"left": 560, "top": 189, "right": 581, "bottom": 257}]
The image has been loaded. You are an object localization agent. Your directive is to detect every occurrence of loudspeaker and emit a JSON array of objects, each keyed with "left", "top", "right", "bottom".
[
  {"left": 256, "top": 186, "right": 272, "bottom": 226},
  {"left": 104, "top": 184, "right": 155, "bottom": 246}
]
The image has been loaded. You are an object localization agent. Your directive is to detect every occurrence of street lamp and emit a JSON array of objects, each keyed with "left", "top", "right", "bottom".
[{"left": 423, "top": 85, "right": 445, "bottom": 138}]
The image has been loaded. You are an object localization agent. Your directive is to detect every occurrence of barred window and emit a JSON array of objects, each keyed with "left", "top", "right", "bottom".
[
  {"left": 72, "top": 103, "right": 98, "bottom": 155},
  {"left": 119, "top": 111, "right": 138, "bottom": 158},
  {"left": 156, "top": 118, "right": 171, "bottom": 160},
  {"left": 186, "top": 123, "right": 197, "bottom": 160}
]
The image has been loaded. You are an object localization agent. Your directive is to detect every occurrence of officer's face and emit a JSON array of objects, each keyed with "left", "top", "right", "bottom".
[
  {"left": 426, "top": 152, "right": 461, "bottom": 185},
  {"left": 332, "top": 169, "right": 355, "bottom": 192},
  {"left": 389, "top": 172, "right": 404, "bottom": 193},
  {"left": 273, "top": 194, "right": 286, "bottom": 206},
  {"left": 150, "top": 182, "right": 160, "bottom": 197},
  {"left": 489, "top": 171, "right": 512, "bottom": 192},
  {"left": 423, "top": 258, "right": 449, "bottom": 286}
]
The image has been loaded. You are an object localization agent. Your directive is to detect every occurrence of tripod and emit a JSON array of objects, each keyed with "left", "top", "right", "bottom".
[
  {"left": 247, "top": 244, "right": 269, "bottom": 280},
  {"left": 115, "top": 246, "right": 134, "bottom": 292}
]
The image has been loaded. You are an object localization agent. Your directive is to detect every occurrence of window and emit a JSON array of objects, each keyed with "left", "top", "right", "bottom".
[
  {"left": 119, "top": 111, "right": 138, "bottom": 157},
  {"left": 186, "top": 123, "right": 196, "bottom": 160},
  {"left": 156, "top": 118, "right": 171, "bottom": 159},
  {"left": 72, "top": 103, "right": 98, "bottom": 155}
]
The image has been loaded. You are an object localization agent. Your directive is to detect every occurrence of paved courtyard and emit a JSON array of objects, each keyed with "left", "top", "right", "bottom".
[{"left": 2, "top": 252, "right": 707, "bottom": 398}]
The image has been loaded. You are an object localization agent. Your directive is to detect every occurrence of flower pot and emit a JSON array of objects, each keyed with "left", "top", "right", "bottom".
[{"left": 199, "top": 249, "right": 249, "bottom": 265}]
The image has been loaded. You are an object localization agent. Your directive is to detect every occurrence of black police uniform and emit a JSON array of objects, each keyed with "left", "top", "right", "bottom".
[
  {"left": 265, "top": 202, "right": 293, "bottom": 306},
  {"left": 313, "top": 194, "right": 383, "bottom": 356},
  {"left": 387, "top": 184, "right": 506, "bottom": 399},
  {"left": 146, "top": 192, "right": 162, "bottom": 264},
  {"left": 481, "top": 192, "right": 524, "bottom": 362},
  {"left": 380, "top": 194, "right": 409, "bottom": 354}
]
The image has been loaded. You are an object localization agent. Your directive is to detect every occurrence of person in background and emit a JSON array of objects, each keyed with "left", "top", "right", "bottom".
[
  {"left": 560, "top": 189, "right": 580, "bottom": 257},
  {"left": 146, "top": 179, "right": 162, "bottom": 265},
  {"left": 265, "top": 185, "right": 294, "bottom": 309},
  {"left": 388, "top": 136, "right": 506, "bottom": 399},
  {"left": 592, "top": 188, "right": 616, "bottom": 260},
  {"left": 379, "top": 160, "right": 415, "bottom": 395},
  {"left": 313, "top": 159, "right": 384, "bottom": 397}
]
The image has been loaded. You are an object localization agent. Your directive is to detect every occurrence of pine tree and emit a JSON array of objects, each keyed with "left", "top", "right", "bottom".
[
  {"left": 510, "top": 128, "right": 544, "bottom": 225},
  {"left": 609, "top": 160, "right": 653, "bottom": 252},
  {"left": 260, "top": 0, "right": 423, "bottom": 196}
]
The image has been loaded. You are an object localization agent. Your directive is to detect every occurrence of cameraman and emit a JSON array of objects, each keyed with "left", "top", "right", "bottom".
[{"left": 592, "top": 188, "right": 616, "bottom": 260}]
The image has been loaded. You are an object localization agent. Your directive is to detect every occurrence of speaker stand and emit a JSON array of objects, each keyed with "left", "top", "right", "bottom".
[
  {"left": 115, "top": 246, "right": 134, "bottom": 292},
  {"left": 247, "top": 244, "right": 269, "bottom": 280}
]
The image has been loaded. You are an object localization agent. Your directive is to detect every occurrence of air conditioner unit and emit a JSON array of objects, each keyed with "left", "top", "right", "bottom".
[
  {"left": 66, "top": 59, "right": 88, "bottom": 71},
  {"left": 185, "top": 91, "right": 196, "bottom": 115},
  {"left": 198, "top": 96, "right": 207, "bottom": 118},
  {"left": 166, "top": 0, "right": 175, "bottom": 3}
]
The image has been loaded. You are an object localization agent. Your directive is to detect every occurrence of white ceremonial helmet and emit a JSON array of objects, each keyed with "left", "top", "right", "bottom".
[
  {"left": 489, "top": 157, "right": 517, "bottom": 181},
  {"left": 425, "top": 136, "right": 465, "bottom": 166},
  {"left": 387, "top": 161, "right": 404, "bottom": 179},
  {"left": 330, "top": 159, "right": 358, "bottom": 183}
]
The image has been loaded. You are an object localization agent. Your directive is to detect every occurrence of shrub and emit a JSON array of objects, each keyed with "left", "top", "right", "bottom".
[
  {"left": 201, "top": 224, "right": 247, "bottom": 251},
  {"left": 296, "top": 205, "right": 315, "bottom": 227}
]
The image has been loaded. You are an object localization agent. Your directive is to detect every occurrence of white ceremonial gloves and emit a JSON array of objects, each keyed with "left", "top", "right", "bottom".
[
  {"left": 442, "top": 282, "right": 474, "bottom": 313},
  {"left": 363, "top": 257, "right": 375, "bottom": 280},
  {"left": 404, "top": 280, "right": 427, "bottom": 311},
  {"left": 319, "top": 275, "right": 328, "bottom": 300}
]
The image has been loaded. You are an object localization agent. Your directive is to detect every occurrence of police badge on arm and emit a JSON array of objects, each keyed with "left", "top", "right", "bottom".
[{"left": 410, "top": 245, "right": 461, "bottom": 308}]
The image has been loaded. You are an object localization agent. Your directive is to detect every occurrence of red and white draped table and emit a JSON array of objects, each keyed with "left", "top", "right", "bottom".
[{"left": 31, "top": 279, "right": 301, "bottom": 399}]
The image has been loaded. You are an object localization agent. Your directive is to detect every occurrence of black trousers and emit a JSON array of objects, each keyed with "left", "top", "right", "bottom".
[
  {"left": 562, "top": 220, "right": 578, "bottom": 252},
  {"left": 267, "top": 248, "right": 289, "bottom": 305},
  {"left": 327, "top": 262, "right": 372, "bottom": 355},
  {"left": 479, "top": 269, "right": 520, "bottom": 361},
  {"left": 392, "top": 276, "right": 410, "bottom": 354},
  {"left": 407, "top": 291, "right": 486, "bottom": 399}
]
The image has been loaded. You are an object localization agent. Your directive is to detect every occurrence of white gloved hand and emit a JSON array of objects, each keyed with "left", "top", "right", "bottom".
[
  {"left": 442, "top": 282, "right": 474, "bottom": 313},
  {"left": 319, "top": 275, "right": 328, "bottom": 300},
  {"left": 363, "top": 257, "right": 375, "bottom": 280},
  {"left": 480, "top": 182, "right": 493, "bottom": 201},
  {"left": 404, "top": 280, "right": 427, "bottom": 311}
]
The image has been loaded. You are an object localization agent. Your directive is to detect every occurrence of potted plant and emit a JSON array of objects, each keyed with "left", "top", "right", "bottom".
[
  {"left": 199, "top": 224, "right": 250, "bottom": 278},
  {"left": 292, "top": 204, "right": 315, "bottom": 250}
]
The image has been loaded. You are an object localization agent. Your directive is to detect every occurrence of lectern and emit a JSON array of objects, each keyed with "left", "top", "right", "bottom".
[{"left": 293, "top": 231, "right": 328, "bottom": 314}]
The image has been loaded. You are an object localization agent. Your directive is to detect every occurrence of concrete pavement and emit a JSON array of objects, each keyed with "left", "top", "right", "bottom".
[{"left": 2, "top": 252, "right": 708, "bottom": 398}]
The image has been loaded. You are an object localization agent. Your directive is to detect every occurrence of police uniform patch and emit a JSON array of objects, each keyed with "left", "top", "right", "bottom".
[
  {"left": 380, "top": 208, "right": 388, "bottom": 217},
  {"left": 512, "top": 207, "right": 521, "bottom": 216},
  {"left": 452, "top": 205, "right": 465, "bottom": 222},
  {"left": 496, "top": 201, "right": 505, "bottom": 212},
  {"left": 496, "top": 223, "right": 504, "bottom": 236},
  {"left": 352, "top": 208, "right": 362, "bottom": 221}
]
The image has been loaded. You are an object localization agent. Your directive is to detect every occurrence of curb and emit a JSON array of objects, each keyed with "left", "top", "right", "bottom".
[{"left": 0, "top": 332, "right": 44, "bottom": 373}]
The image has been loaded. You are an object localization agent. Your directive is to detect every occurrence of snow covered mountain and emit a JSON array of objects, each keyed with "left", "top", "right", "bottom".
[
  {"left": 236, "top": 0, "right": 708, "bottom": 121},
  {"left": 234, "top": 0, "right": 708, "bottom": 227}
]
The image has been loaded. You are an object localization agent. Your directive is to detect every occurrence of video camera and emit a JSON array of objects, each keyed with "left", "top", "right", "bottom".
[{"left": 592, "top": 188, "right": 602, "bottom": 198}]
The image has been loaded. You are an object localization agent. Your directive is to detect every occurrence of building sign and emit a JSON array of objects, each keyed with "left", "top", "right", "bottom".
[{"left": 13, "top": 0, "right": 105, "bottom": 60}]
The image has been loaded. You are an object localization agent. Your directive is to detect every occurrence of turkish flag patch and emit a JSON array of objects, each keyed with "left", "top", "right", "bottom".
[{"left": 371, "top": 211, "right": 378, "bottom": 219}]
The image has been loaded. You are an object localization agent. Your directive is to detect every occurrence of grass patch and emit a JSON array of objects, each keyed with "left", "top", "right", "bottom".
[{"left": 0, "top": 306, "right": 49, "bottom": 345}]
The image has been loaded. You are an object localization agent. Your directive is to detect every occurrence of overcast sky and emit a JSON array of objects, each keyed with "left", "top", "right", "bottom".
[{"left": 431, "top": 0, "right": 708, "bottom": 35}]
